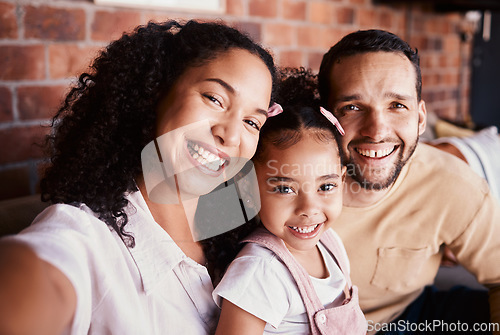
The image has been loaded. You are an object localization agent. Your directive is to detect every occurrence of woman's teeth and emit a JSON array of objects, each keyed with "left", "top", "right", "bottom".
[
  {"left": 187, "top": 142, "right": 226, "bottom": 172},
  {"left": 356, "top": 147, "right": 395, "bottom": 158},
  {"left": 289, "top": 224, "right": 319, "bottom": 234}
]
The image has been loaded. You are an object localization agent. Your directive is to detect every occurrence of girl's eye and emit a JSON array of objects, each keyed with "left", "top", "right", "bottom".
[
  {"left": 272, "top": 185, "right": 294, "bottom": 194},
  {"left": 244, "top": 119, "right": 261, "bottom": 131},
  {"left": 319, "top": 183, "right": 337, "bottom": 192}
]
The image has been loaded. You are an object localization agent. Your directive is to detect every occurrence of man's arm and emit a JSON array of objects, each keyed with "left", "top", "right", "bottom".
[{"left": 0, "top": 240, "right": 76, "bottom": 335}]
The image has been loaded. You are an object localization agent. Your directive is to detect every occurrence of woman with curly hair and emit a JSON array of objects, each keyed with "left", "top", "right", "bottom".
[{"left": 0, "top": 20, "right": 277, "bottom": 334}]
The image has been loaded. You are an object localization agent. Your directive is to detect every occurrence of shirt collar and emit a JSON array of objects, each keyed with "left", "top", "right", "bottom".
[{"left": 124, "top": 191, "right": 190, "bottom": 293}]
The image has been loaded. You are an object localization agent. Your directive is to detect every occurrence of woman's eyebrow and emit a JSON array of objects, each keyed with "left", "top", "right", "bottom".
[
  {"left": 205, "top": 78, "right": 268, "bottom": 117},
  {"left": 205, "top": 78, "right": 235, "bottom": 94}
]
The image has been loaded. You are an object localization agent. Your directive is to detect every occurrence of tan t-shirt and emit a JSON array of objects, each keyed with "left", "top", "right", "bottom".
[{"left": 334, "top": 143, "right": 500, "bottom": 333}]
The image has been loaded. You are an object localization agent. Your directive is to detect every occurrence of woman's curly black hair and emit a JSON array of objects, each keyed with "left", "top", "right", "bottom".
[
  {"left": 41, "top": 20, "right": 278, "bottom": 247},
  {"left": 203, "top": 67, "right": 343, "bottom": 283}
]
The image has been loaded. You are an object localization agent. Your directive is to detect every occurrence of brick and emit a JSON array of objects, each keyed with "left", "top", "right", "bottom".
[
  {"left": 358, "top": 8, "right": 378, "bottom": 29},
  {"left": 226, "top": 0, "right": 245, "bottom": 16},
  {"left": 17, "top": 85, "right": 67, "bottom": 120},
  {"left": 447, "top": 55, "right": 460, "bottom": 68},
  {"left": 0, "top": 87, "right": 13, "bottom": 122},
  {"left": 0, "top": 2, "right": 18, "bottom": 39},
  {"left": 307, "top": 51, "right": 324, "bottom": 72},
  {"left": 323, "top": 27, "right": 343, "bottom": 49},
  {"left": 412, "top": 16, "right": 425, "bottom": 33},
  {"left": 297, "top": 25, "right": 324, "bottom": 48},
  {"left": 409, "top": 35, "right": 426, "bottom": 51},
  {"left": 91, "top": 10, "right": 141, "bottom": 42},
  {"left": 233, "top": 21, "right": 262, "bottom": 43},
  {"left": 0, "top": 125, "right": 49, "bottom": 164},
  {"left": 309, "top": 1, "right": 332, "bottom": 24},
  {"left": 426, "top": 37, "right": 443, "bottom": 51},
  {"left": 427, "top": 19, "right": 448, "bottom": 34},
  {"left": 249, "top": 0, "right": 278, "bottom": 18},
  {"left": 443, "top": 36, "right": 460, "bottom": 53},
  {"left": 0, "top": 45, "right": 45, "bottom": 80},
  {"left": 422, "top": 73, "right": 434, "bottom": 87},
  {"left": 24, "top": 5, "right": 85, "bottom": 41},
  {"left": 49, "top": 44, "right": 100, "bottom": 79},
  {"left": 335, "top": 6, "right": 355, "bottom": 25},
  {"left": 263, "top": 23, "right": 295, "bottom": 46},
  {"left": 0, "top": 166, "right": 31, "bottom": 200},
  {"left": 379, "top": 9, "right": 393, "bottom": 31},
  {"left": 282, "top": 0, "right": 306, "bottom": 21},
  {"left": 421, "top": 91, "right": 433, "bottom": 102},
  {"left": 420, "top": 54, "right": 435, "bottom": 69},
  {"left": 278, "top": 50, "right": 303, "bottom": 68},
  {"left": 444, "top": 72, "right": 459, "bottom": 86}
]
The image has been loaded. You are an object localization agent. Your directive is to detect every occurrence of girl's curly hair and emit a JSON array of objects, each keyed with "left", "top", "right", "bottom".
[{"left": 41, "top": 20, "right": 277, "bottom": 247}]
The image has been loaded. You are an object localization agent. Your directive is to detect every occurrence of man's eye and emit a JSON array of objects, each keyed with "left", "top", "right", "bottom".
[
  {"left": 272, "top": 185, "right": 294, "bottom": 194},
  {"left": 341, "top": 105, "right": 360, "bottom": 112},
  {"left": 391, "top": 102, "right": 407, "bottom": 109}
]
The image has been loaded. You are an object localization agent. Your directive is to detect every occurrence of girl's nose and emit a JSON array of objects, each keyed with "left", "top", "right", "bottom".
[{"left": 294, "top": 192, "right": 320, "bottom": 218}]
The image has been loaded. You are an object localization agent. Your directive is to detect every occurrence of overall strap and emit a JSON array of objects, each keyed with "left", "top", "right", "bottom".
[
  {"left": 242, "top": 228, "right": 324, "bottom": 335},
  {"left": 319, "top": 229, "right": 353, "bottom": 293}
]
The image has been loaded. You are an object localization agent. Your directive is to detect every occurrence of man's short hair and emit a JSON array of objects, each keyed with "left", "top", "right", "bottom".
[{"left": 318, "top": 29, "right": 422, "bottom": 104}]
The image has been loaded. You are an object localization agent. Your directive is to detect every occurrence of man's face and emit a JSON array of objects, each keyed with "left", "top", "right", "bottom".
[{"left": 327, "top": 51, "right": 426, "bottom": 190}]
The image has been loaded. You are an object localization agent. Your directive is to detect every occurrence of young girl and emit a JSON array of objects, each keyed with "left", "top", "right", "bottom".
[
  {"left": 213, "top": 69, "right": 367, "bottom": 334},
  {"left": 0, "top": 20, "right": 277, "bottom": 335}
]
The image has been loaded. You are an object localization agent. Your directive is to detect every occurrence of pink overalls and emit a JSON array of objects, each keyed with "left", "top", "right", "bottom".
[{"left": 243, "top": 228, "right": 367, "bottom": 335}]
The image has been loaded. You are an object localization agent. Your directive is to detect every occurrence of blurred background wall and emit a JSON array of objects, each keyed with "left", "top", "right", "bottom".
[{"left": 0, "top": 0, "right": 493, "bottom": 200}]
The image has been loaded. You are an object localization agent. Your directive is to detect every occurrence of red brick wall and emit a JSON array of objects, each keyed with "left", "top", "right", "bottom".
[{"left": 0, "top": 0, "right": 476, "bottom": 200}]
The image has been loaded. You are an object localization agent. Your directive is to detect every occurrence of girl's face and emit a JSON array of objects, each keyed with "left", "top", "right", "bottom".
[
  {"left": 153, "top": 48, "right": 273, "bottom": 199},
  {"left": 255, "top": 132, "right": 345, "bottom": 255}
]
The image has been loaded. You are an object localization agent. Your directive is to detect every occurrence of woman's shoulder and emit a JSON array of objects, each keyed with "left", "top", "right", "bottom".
[{"left": 25, "top": 203, "right": 105, "bottom": 235}]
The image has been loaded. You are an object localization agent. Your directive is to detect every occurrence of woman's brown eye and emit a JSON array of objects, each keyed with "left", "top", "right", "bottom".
[
  {"left": 244, "top": 119, "right": 260, "bottom": 131},
  {"left": 203, "top": 94, "right": 223, "bottom": 107}
]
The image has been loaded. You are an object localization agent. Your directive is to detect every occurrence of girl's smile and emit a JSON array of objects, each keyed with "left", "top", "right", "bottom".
[{"left": 255, "top": 131, "right": 345, "bottom": 255}]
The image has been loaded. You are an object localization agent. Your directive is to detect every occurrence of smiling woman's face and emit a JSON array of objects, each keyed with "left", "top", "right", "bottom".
[{"left": 153, "top": 48, "right": 273, "bottom": 199}]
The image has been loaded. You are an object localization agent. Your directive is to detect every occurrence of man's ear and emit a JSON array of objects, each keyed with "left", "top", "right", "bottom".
[
  {"left": 341, "top": 165, "right": 347, "bottom": 183},
  {"left": 418, "top": 100, "right": 427, "bottom": 136}
]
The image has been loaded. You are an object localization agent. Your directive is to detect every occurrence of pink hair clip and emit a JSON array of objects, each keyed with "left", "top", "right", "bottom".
[
  {"left": 267, "top": 103, "right": 283, "bottom": 117},
  {"left": 320, "top": 106, "right": 345, "bottom": 136}
]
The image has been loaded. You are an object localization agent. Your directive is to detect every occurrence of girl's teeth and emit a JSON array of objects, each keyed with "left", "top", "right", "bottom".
[{"left": 290, "top": 224, "right": 319, "bottom": 234}]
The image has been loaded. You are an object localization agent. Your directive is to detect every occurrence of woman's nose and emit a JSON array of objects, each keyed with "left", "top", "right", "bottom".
[{"left": 211, "top": 113, "right": 242, "bottom": 148}]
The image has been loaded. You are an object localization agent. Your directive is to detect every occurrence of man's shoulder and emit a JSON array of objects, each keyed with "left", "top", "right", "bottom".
[{"left": 409, "top": 143, "right": 490, "bottom": 195}]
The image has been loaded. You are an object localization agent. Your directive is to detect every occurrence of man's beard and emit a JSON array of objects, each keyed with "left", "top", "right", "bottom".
[{"left": 341, "top": 138, "right": 418, "bottom": 191}]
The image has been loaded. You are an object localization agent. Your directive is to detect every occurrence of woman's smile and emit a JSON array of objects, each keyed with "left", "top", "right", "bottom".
[{"left": 185, "top": 139, "right": 229, "bottom": 176}]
